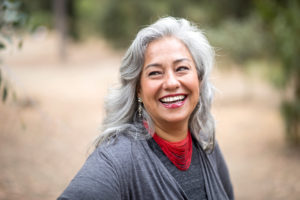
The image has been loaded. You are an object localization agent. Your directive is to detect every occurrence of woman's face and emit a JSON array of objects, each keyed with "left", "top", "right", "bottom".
[{"left": 138, "top": 37, "right": 200, "bottom": 131}]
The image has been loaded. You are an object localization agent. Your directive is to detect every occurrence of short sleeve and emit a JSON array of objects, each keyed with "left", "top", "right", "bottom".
[{"left": 57, "top": 148, "right": 121, "bottom": 200}]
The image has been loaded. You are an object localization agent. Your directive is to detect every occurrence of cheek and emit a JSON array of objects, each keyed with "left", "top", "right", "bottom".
[
  {"left": 186, "top": 75, "right": 200, "bottom": 93},
  {"left": 139, "top": 83, "right": 161, "bottom": 115},
  {"left": 188, "top": 80, "right": 200, "bottom": 103},
  {"left": 140, "top": 81, "right": 160, "bottom": 100}
]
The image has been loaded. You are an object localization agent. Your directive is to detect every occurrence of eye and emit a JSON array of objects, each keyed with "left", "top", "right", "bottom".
[
  {"left": 148, "top": 71, "right": 162, "bottom": 76},
  {"left": 176, "top": 66, "right": 189, "bottom": 72}
]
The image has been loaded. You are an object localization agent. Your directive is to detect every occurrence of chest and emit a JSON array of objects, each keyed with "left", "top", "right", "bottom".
[{"left": 148, "top": 139, "right": 208, "bottom": 200}]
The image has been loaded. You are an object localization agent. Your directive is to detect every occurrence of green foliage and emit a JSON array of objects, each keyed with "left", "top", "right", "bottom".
[
  {"left": 85, "top": 0, "right": 266, "bottom": 56},
  {"left": 0, "top": 0, "right": 27, "bottom": 28},
  {"left": 24, "top": 0, "right": 78, "bottom": 39},
  {"left": 0, "top": 42, "right": 5, "bottom": 49},
  {"left": 255, "top": 0, "right": 300, "bottom": 145},
  {"left": 200, "top": 0, "right": 254, "bottom": 23},
  {"left": 0, "top": 0, "right": 27, "bottom": 48},
  {"left": 0, "top": 0, "right": 27, "bottom": 104},
  {"left": 281, "top": 100, "right": 300, "bottom": 145},
  {"left": 266, "top": 61, "right": 287, "bottom": 89},
  {"left": 98, "top": 0, "right": 185, "bottom": 48},
  {"left": 21, "top": 0, "right": 52, "bottom": 30},
  {"left": 100, "top": 0, "right": 152, "bottom": 47},
  {"left": 207, "top": 15, "right": 268, "bottom": 62},
  {"left": 255, "top": 0, "right": 300, "bottom": 86},
  {"left": 2, "top": 85, "right": 7, "bottom": 102},
  {"left": 74, "top": 0, "right": 109, "bottom": 38},
  {"left": 19, "top": 0, "right": 260, "bottom": 51},
  {"left": 27, "top": 10, "right": 52, "bottom": 30}
]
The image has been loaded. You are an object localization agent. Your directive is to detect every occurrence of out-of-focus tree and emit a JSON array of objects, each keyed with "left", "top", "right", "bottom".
[
  {"left": 99, "top": 0, "right": 185, "bottom": 47},
  {"left": 24, "top": 0, "right": 77, "bottom": 39},
  {"left": 53, "top": 0, "right": 68, "bottom": 61},
  {"left": 22, "top": 0, "right": 52, "bottom": 30},
  {"left": 24, "top": 0, "right": 77, "bottom": 61},
  {"left": 0, "top": 0, "right": 26, "bottom": 51},
  {"left": 206, "top": 15, "right": 267, "bottom": 62},
  {"left": 255, "top": 0, "right": 300, "bottom": 145},
  {"left": 96, "top": 0, "right": 264, "bottom": 56},
  {"left": 0, "top": 0, "right": 27, "bottom": 103},
  {"left": 209, "top": 0, "right": 253, "bottom": 20},
  {"left": 21, "top": 0, "right": 257, "bottom": 51}
]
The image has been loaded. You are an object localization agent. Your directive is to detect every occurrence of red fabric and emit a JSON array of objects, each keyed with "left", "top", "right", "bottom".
[{"left": 153, "top": 132, "right": 192, "bottom": 171}]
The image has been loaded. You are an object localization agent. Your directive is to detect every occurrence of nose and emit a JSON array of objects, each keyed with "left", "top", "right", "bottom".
[{"left": 163, "top": 71, "right": 180, "bottom": 90}]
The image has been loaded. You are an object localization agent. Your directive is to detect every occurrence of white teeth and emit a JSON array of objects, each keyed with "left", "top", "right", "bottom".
[{"left": 161, "top": 95, "right": 185, "bottom": 103}]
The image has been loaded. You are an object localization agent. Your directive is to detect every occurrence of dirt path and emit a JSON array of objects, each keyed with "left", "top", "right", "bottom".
[{"left": 0, "top": 34, "right": 299, "bottom": 200}]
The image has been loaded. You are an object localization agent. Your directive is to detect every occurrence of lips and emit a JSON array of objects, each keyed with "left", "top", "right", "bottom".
[
  {"left": 160, "top": 95, "right": 186, "bottom": 103},
  {"left": 159, "top": 94, "right": 187, "bottom": 108}
]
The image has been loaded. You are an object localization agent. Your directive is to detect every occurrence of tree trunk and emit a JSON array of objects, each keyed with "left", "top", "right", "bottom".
[{"left": 53, "top": 0, "right": 68, "bottom": 62}]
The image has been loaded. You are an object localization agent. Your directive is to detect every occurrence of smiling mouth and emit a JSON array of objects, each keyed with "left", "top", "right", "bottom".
[{"left": 159, "top": 95, "right": 187, "bottom": 104}]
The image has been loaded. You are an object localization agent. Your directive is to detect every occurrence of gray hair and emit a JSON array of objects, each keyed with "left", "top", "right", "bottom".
[{"left": 94, "top": 16, "right": 215, "bottom": 152}]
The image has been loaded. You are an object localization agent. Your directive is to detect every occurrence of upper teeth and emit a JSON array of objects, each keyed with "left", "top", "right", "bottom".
[{"left": 161, "top": 95, "right": 185, "bottom": 103}]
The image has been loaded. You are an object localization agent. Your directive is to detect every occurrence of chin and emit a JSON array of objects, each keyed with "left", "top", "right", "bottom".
[{"left": 162, "top": 115, "right": 189, "bottom": 124}]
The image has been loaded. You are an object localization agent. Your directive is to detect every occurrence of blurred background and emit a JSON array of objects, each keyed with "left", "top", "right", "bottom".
[{"left": 0, "top": 0, "right": 299, "bottom": 199}]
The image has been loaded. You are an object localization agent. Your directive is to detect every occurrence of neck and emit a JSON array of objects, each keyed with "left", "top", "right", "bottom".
[{"left": 154, "top": 121, "right": 189, "bottom": 142}]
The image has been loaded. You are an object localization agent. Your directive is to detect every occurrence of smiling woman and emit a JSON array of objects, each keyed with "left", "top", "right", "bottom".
[
  {"left": 58, "top": 17, "right": 234, "bottom": 200},
  {"left": 139, "top": 37, "right": 200, "bottom": 142}
]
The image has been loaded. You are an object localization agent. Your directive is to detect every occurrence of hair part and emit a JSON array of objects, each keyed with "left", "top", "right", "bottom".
[{"left": 93, "top": 16, "right": 215, "bottom": 152}]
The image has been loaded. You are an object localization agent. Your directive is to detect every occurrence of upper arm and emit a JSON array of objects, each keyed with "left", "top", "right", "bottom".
[{"left": 57, "top": 149, "right": 122, "bottom": 200}]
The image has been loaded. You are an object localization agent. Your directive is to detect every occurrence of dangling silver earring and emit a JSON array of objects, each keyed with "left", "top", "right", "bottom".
[{"left": 138, "top": 97, "right": 143, "bottom": 118}]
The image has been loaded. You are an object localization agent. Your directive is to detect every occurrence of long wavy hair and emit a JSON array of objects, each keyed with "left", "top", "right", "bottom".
[{"left": 94, "top": 16, "right": 215, "bottom": 152}]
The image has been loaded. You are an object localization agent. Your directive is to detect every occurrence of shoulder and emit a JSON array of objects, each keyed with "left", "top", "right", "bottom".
[
  {"left": 207, "top": 141, "right": 225, "bottom": 166},
  {"left": 95, "top": 134, "right": 144, "bottom": 162},
  {"left": 58, "top": 134, "right": 145, "bottom": 200},
  {"left": 206, "top": 141, "right": 231, "bottom": 180}
]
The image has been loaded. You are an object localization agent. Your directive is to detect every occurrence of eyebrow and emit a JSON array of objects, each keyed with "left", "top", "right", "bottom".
[
  {"left": 144, "top": 58, "right": 192, "bottom": 69},
  {"left": 174, "top": 58, "right": 191, "bottom": 64}
]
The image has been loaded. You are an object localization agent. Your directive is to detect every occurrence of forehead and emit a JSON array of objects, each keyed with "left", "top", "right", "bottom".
[
  {"left": 145, "top": 37, "right": 193, "bottom": 63},
  {"left": 145, "top": 37, "right": 190, "bottom": 56}
]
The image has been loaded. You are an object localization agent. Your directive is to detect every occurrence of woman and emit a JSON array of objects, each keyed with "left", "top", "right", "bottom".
[{"left": 58, "top": 17, "right": 234, "bottom": 200}]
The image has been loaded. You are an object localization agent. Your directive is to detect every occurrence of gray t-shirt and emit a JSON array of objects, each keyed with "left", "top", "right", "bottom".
[{"left": 58, "top": 134, "right": 234, "bottom": 200}]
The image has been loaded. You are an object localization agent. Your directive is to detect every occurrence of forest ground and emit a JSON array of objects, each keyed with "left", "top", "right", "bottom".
[{"left": 0, "top": 34, "right": 299, "bottom": 200}]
